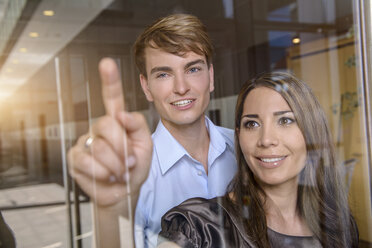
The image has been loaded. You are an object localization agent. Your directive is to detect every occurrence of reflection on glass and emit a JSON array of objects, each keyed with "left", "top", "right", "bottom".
[{"left": 0, "top": 0, "right": 371, "bottom": 247}]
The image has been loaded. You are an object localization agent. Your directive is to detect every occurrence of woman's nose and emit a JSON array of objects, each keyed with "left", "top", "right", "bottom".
[{"left": 257, "top": 125, "right": 279, "bottom": 147}]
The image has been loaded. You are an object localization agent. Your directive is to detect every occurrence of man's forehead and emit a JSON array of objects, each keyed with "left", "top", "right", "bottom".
[
  {"left": 145, "top": 47, "right": 206, "bottom": 59},
  {"left": 144, "top": 47, "right": 207, "bottom": 67}
]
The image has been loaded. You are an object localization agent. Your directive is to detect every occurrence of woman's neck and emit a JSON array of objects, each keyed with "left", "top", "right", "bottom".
[{"left": 262, "top": 183, "right": 312, "bottom": 236}]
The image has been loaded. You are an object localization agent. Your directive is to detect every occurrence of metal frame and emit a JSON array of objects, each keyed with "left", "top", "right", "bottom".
[{"left": 354, "top": 0, "right": 372, "bottom": 212}]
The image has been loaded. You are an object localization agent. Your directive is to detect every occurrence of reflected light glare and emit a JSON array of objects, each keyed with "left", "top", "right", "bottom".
[
  {"left": 12, "top": 59, "right": 19, "bottom": 64},
  {"left": 19, "top": 47, "right": 27, "bottom": 53},
  {"left": 6, "top": 68, "right": 13, "bottom": 73},
  {"left": 0, "top": 77, "right": 25, "bottom": 102},
  {"left": 29, "top": 32, "right": 39, "bottom": 38},
  {"left": 292, "top": 37, "right": 301, "bottom": 44},
  {"left": 43, "top": 10, "right": 54, "bottom": 16},
  {"left": 16, "top": 53, "right": 51, "bottom": 65}
]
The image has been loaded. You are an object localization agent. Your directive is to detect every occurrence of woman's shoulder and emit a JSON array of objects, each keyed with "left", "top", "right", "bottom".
[
  {"left": 159, "top": 197, "right": 255, "bottom": 247},
  {"left": 162, "top": 197, "right": 225, "bottom": 221},
  {"left": 159, "top": 197, "right": 225, "bottom": 247}
]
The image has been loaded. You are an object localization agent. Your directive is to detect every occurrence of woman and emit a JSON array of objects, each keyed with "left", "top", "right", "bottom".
[{"left": 158, "top": 72, "right": 359, "bottom": 247}]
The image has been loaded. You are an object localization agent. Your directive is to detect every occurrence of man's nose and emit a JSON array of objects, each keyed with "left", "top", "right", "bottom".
[{"left": 173, "top": 74, "right": 190, "bottom": 95}]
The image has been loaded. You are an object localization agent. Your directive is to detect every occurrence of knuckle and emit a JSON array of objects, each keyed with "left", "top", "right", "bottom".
[
  {"left": 80, "top": 153, "right": 92, "bottom": 167},
  {"left": 77, "top": 134, "right": 88, "bottom": 145},
  {"left": 132, "top": 112, "right": 146, "bottom": 125},
  {"left": 67, "top": 146, "right": 79, "bottom": 167},
  {"left": 72, "top": 152, "right": 92, "bottom": 172},
  {"left": 92, "top": 138, "right": 107, "bottom": 154},
  {"left": 138, "top": 113, "right": 146, "bottom": 122},
  {"left": 96, "top": 115, "right": 112, "bottom": 132}
]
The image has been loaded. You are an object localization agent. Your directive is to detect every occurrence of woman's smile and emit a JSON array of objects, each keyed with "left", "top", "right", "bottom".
[
  {"left": 239, "top": 87, "right": 307, "bottom": 187},
  {"left": 255, "top": 155, "right": 287, "bottom": 168}
]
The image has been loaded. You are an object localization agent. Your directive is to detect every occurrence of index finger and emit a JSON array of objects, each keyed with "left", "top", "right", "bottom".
[{"left": 99, "top": 58, "right": 125, "bottom": 117}]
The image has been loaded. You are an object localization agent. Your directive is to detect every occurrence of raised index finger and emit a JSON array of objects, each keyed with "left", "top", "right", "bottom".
[{"left": 99, "top": 58, "right": 125, "bottom": 117}]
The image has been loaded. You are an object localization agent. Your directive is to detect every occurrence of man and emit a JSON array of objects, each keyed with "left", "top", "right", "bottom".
[{"left": 68, "top": 14, "right": 237, "bottom": 247}]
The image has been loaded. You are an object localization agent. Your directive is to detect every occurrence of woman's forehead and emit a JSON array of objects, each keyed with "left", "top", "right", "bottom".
[{"left": 243, "top": 87, "right": 291, "bottom": 114}]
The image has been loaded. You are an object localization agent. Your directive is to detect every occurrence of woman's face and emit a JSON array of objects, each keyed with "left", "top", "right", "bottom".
[{"left": 239, "top": 87, "right": 307, "bottom": 188}]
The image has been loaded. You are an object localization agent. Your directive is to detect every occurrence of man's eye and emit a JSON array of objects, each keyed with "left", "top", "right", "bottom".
[
  {"left": 243, "top": 120, "right": 259, "bottom": 129},
  {"left": 279, "top": 117, "right": 295, "bottom": 125},
  {"left": 156, "top": 73, "right": 168, "bottom": 78},
  {"left": 188, "top": 67, "right": 201, "bottom": 73}
]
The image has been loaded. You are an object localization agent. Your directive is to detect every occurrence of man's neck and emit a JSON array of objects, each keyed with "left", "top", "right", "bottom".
[{"left": 161, "top": 116, "right": 210, "bottom": 173}]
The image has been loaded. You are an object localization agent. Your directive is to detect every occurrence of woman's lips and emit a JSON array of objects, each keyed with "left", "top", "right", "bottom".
[{"left": 256, "top": 156, "right": 287, "bottom": 168}]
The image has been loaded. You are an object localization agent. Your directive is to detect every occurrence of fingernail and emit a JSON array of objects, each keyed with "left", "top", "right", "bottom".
[
  {"left": 122, "top": 172, "right": 130, "bottom": 183},
  {"left": 109, "top": 175, "right": 116, "bottom": 183},
  {"left": 127, "top": 155, "right": 136, "bottom": 168}
]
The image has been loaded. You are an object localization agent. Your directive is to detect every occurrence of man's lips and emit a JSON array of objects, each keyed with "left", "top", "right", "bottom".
[{"left": 171, "top": 99, "right": 194, "bottom": 107}]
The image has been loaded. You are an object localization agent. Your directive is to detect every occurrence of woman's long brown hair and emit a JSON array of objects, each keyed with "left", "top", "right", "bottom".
[{"left": 226, "top": 71, "right": 358, "bottom": 247}]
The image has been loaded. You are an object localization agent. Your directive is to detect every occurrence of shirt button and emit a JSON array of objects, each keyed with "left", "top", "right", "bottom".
[{"left": 197, "top": 170, "right": 203, "bottom": 176}]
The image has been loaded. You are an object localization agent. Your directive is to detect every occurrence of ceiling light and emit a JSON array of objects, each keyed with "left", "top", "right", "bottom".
[
  {"left": 12, "top": 59, "right": 19, "bottom": 64},
  {"left": 19, "top": 47, "right": 27, "bottom": 53},
  {"left": 292, "top": 37, "right": 301, "bottom": 44},
  {"left": 43, "top": 10, "right": 54, "bottom": 16},
  {"left": 6, "top": 68, "right": 13, "bottom": 73},
  {"left": 29, "top": 32, "right": 39, "bottom": 38}
]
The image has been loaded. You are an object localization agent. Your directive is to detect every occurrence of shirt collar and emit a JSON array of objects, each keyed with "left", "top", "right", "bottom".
[
  {"left": 152, "top": 121, "right": 188, "bottom": 175},
  {"left": 206, "top": 117, "right": 229, "bottom": 155},
  {"left": 152, "top": 117, "right": 233, "bottom": 175}
]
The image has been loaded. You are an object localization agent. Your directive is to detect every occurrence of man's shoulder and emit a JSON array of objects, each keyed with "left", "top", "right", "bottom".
[
  {"left": 213, "top": 125, "right": 235, "bottom": 145},
  {"left": 214, "top": 125, "right": 234, "bottom": 136}
]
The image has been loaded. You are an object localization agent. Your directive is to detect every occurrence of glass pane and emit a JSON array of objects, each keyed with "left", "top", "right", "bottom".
[{"left": 0, "top": 0, "right": 371, "bottom": 247}]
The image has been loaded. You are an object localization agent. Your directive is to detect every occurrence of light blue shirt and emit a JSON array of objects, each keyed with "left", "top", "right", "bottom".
[{"left": 134, "top": 117, "right": 237, "bottom": 247}]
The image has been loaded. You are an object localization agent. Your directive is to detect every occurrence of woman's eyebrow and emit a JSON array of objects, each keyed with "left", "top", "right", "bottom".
[
  {"left": 241, "top": 110, "right": 293, "bottom": 119},
  {"left": 241, "top": 114, "right": 258, "bottom": 118},
  {"left": 273, "top": 110, "right": 293, "bottom": 116}
]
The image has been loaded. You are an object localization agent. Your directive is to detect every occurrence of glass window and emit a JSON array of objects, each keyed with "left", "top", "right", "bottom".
[{"left": 0, "top": 0, "right": 371, "bottom": 247}]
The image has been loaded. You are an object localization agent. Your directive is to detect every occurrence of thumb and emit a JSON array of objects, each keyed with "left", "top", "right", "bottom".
[{"left": 117, "top": 111, "right": 152, "bottom": 149}]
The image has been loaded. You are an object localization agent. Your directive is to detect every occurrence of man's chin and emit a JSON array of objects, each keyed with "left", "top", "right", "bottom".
[{"left": 161, "top": 115, "right": 205, "bottom": 128}]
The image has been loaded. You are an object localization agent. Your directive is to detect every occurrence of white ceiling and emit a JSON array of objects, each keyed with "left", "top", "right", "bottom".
[
  {"left": 0, "top": 0, "right": 10, "bottom": 23},
  {"left": 0, "top": 0, "right": 114, "bottom": 102}
]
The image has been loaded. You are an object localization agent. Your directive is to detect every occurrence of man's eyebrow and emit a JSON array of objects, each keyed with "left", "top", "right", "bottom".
[
  {"left": 184, "top": 59, "right": 206, "bottom": 70},
  {"left": 150, "top": 66, "right": 172, "bottom": 75},
  {"left": 150, "top": 59, "right": 206, "bottom": 75}
]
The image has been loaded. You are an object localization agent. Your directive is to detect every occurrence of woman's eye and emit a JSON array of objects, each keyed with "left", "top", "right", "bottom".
[
  {"left": 243, "top": 120, "right": 259, "bottom": 129},
  {"left": 279, "top": 117, "right": 295, "bottom": 125}
]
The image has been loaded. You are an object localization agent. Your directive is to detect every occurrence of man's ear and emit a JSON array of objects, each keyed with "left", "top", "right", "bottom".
[
  {"left": 209, "top": 64, "right": 215, "bottom": 92},
  {"left": 140, "top": 74, "right": 154, "bottom": 102}
]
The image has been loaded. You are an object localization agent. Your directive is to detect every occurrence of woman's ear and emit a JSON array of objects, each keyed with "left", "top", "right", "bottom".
[{"left": 235, "top": 127, "right": 240, "bottom": 134}]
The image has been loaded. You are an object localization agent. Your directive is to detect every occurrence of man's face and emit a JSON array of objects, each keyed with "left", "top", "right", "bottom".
[{"left": 140, "top": 47, "right": 214, "bottom": 129}]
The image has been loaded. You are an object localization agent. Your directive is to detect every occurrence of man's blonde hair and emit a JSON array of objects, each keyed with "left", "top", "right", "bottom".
[{"left": 133, "top": 14, "right": 214, "bottom": 77}]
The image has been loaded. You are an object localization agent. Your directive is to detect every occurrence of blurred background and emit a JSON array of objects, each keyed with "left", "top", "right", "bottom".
[{"left": 0, "top": 0, "right": 371, "bottom": 247}]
